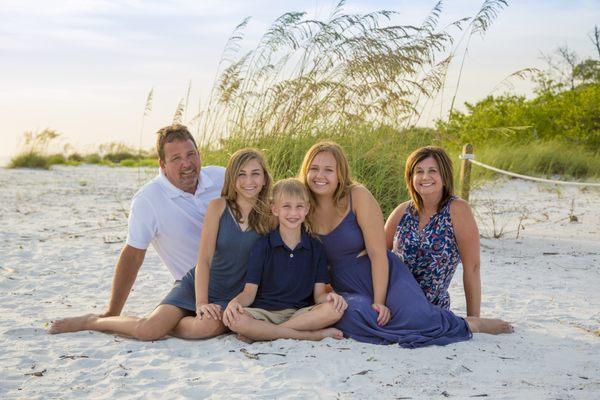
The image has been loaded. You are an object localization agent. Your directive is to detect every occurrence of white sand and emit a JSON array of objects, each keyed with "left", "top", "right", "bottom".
[{"left": 1, "top": 165, "right": 598, "bottom": 399}]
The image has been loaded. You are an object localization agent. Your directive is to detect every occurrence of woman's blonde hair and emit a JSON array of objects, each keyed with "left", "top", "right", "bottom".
[
  {"left": 222, "top": 148, "right": 272, "bottom": 235},
  {"left": 404, "top": 146, "right": 454, "bottom": 214},
  {"left": 271, "top": 178, "right": 312, "bottom": 234},
  {"left": 299, "top": 141, "right": 354, "bottom": 203}
]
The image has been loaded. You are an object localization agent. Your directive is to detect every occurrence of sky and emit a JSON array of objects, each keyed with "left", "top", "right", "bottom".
[{"left": 1, "top": 0, "right": 599, "bottom": 160}]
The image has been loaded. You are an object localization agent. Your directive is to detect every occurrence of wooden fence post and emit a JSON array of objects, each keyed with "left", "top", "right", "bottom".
[{"left": 460, "top": 143, "right": 473, "bottom": 201}]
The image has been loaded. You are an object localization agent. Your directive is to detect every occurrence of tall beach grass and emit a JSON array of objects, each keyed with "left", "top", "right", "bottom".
[
  {"left": 9, "top": 1, "right": 599, "bottom": 214},
  {"left": 472, "top": 141, "right": 600, "bottom": 180},
  {"left": 203, "top": 125, "right": 441, "bottom": 215},
  {"left": 192, "top": 1, "right": 510, "bottom": 145}
]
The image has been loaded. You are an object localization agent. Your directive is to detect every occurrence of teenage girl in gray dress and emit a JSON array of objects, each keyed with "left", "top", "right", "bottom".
[{"left": 50, "top": 148, "right": 272, "bottom": 340}]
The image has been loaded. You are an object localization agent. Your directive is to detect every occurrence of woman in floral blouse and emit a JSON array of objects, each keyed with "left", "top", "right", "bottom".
[{"left": 385, "top": 146, "right": 481, "bottom": 317}]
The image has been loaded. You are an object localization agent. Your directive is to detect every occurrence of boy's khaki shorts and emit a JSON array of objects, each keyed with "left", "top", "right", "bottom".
[{"left": 244, "top": 305, "right": 316, "bottom": 325}]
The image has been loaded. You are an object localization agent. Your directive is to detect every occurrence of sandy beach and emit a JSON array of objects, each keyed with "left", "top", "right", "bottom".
[{"left": 1, "top": 165, "right": 598, "bottom": 399}]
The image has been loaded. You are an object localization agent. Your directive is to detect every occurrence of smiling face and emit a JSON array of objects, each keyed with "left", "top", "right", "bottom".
[
  {"left": 234, "top": 158, "right": 266, "bottom": 201},
  {"left": 159, "top": 138, "right": 201, "bottom": 194},
  {"left": 404, "top": 146, "right": 454, "bottom": 214},
  {"left": 412, "top": 156, "right": 443, "bottom": 198},
  {"left": 271, "top": 192, "right": 310, "bottom": 231},
  {"left": 306, "top": 151, "right": 339, "bottom": 198}
]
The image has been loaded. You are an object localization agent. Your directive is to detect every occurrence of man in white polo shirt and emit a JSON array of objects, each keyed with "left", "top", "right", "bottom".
[{"left": 102, "top": 124, "right": 224, "bottom": 317}]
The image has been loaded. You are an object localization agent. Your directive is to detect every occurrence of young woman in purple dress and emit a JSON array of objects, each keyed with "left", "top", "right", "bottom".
[
  {"left": 299, "top": 141, "right": 512, "bottom": 347},
  {"left": 385, "top": 146, "right": 480, "bottom": 316}
]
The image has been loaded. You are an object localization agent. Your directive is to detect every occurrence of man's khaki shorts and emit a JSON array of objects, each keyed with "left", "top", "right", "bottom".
[{"left": 244, "top": 305, "right": 317, "bottom": 325}]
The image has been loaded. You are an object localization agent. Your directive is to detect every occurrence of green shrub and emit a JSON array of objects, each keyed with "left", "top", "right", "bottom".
[
  {"left": 119, "top": 159, "right": 136, "bottom": 167},
  {"left": 104, "top": 152, "right": 137, "bottom": 163},
  {"left": 68, "top": 153, "right": 84, "bottom": 162},
  {"left": 109, "top": 158, "right": 158, "bottom": 167},
  {"left": 137, "top": 158, "right": 158, "bottom": 167},
  {"left": 84, "top": 153, "right": 102, "bottom": 164},
  {"left": 472, "top": 141, "right": 600, "bottom": 181},
  {"left": 47, "top": 154, "right": 66, "bottom": 165},
  {"left": 437, "top": 83, "right": 600, "bottom": 150},
  {"left": 9, "top": 152, "right": 50, "bottom": 169}
]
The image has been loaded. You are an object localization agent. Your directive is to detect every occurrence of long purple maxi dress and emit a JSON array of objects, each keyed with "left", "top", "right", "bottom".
[{"left": 319, "top": 204, "right": 472, "bottom": 347}]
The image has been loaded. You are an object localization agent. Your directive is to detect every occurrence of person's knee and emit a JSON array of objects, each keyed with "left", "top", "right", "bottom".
[
  {"left": 318, "top": 302, "right": 343, "bottom": 325},
  {"left": 188, "top": 319, "right": 225, "bottom": 339},
  {"left": 133, "top": 319, "right": 165, "bottom": 341},
  {"left": 227, "top": 312, "right": 253, "bottom": 333}
]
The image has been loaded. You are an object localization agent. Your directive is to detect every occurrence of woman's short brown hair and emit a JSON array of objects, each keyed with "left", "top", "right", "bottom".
[{"left": 404, "top": 146, "right": 454, "bottom": 214}]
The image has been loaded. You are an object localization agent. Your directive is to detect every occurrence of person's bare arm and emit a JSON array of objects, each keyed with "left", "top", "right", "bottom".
[
  {"left": 314, "top": 283, "right": 347, "bottom": 313},
  {"left": 352, "top": 185, "right": 391, "bottom": 325},
  {"left": 195, "top": 198, "right": 226, "bottom": 319},
  {"left": 451, "top": 199, "right": 481, "bottom": 317},
  {"left": 222, "top": 283, "right": 259, "bottom": 326},
  {"left": 101, "top": 245, "right": 146, "bottom": 317},
  {"left": 313, "top": 283, "right": 329, "bottom": 304},
  {"left": 384, "top": 202, "right": 410, "bottom": 250}
]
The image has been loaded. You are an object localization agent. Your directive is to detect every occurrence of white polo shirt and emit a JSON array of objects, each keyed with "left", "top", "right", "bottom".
[{"left": 126, "top": 165, "right": 225, "bottom": 279}]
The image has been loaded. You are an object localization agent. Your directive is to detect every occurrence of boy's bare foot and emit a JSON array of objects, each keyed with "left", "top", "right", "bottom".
[
  {"left": 317, "top": 327, "right": 344, "bottom": 340},
  {"left": 48, "top": 314, "right": 98, "bottom": 334},
  {"left": 466, "top": 317, "right": 514, "bottom": 335}
]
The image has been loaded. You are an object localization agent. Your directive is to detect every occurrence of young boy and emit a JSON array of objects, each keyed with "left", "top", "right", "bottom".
[{"left": 222, "top": 178, "right": 347, "bottom": 342}]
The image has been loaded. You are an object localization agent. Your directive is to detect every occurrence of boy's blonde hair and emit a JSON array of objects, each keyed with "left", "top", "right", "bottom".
[
  {"left": 271, "top": 178, "right": 313, "bottom": 234},
  {"left": 271, "top": 178, "right": 310, "bottom": 203}
]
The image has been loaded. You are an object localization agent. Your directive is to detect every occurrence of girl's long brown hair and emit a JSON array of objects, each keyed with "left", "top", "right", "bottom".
[{"left": 222, "top": 148, "right": 272, "bottom": 235}]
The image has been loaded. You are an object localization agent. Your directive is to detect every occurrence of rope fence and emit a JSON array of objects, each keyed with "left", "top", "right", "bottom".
[{"left": 458, "top": 144, "right": 600, "bottom": 201}]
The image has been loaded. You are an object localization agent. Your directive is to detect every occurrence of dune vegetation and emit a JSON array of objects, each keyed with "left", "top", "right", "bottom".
[
  {"left": 8, "top": 1, "right": 599, "bottom": 213},
  {"left": 195, "top": 1, "right": 600, "bottom": 213},
  {"left": 8, "top": 132, "right": 158, "bottom": 170}
]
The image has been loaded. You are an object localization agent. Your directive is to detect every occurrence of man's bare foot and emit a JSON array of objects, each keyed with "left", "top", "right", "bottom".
[
  {"left": 236, "top": 333, "right": 255, "bottom": 344},
  {"left": 466, "top": 317, "right": 514, "bottom": 335},
  {"left": 317, "top": 327, "right": 344, "bottom": 340},
  {"left": 48, "top": 314, "right": 98, "bottom": 334}
]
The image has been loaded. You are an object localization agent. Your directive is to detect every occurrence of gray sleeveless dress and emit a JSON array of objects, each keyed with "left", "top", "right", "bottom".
[{"left": 160, "top": 205, "right": 261, "bottom": 312}]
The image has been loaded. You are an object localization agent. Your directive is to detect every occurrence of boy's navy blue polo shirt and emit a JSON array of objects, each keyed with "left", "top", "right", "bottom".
[{"left": 245, "top": 228, "right": 329, "bottom": 311}]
